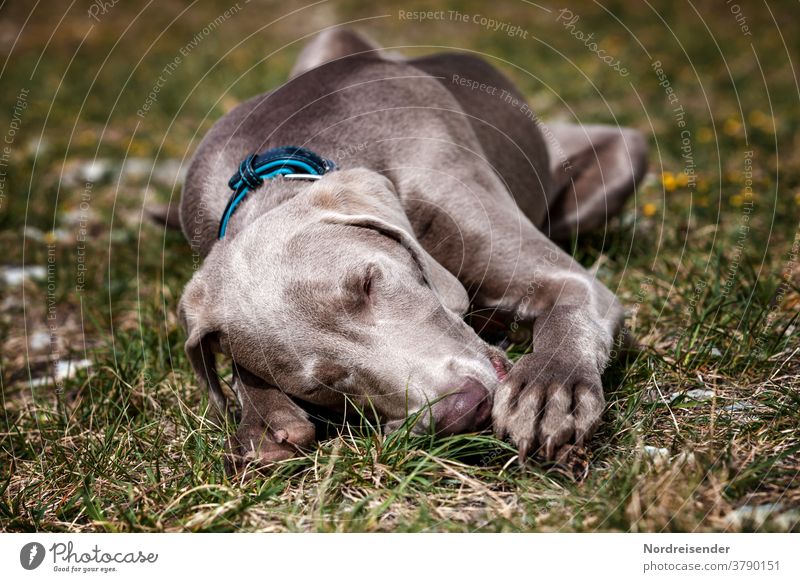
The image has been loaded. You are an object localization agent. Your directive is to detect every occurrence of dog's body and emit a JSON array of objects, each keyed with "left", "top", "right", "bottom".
[{"left": 179, "top": 30, "right": 647, "bottom": 466}]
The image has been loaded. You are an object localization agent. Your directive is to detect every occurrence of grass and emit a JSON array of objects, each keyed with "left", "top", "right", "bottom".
[{"left": 1, "top": 0, "right": 799, "bottom": 532}]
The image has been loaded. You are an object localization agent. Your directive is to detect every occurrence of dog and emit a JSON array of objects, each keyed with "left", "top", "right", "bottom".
[{"left": 177, "top": 28, "right": 647, "bottom": 468}]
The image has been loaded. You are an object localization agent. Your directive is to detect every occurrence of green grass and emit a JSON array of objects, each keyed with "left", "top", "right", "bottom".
[{"left": 1, "top": 0, "right": 799, "bottom": 532}]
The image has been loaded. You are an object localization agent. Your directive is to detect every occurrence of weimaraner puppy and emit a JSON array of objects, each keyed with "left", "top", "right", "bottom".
[{"left": 178, "top": 28, "right": 647, "bottom": 468}]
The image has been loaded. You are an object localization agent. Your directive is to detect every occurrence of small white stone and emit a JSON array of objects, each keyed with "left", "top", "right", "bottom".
[
  {"left": 23, "top": 226, "right": 44, "bottom": 241},
  {"left": 79, "top": 159, "right": 112, "bottom": 182},
  {"left": 29, "top": 359, "right": 91, "bottom": 387},
  {"left": 1, "top": 265, "right": 46, "bottom": 285},
  {"left": 120, "top": 157, "right": 154, "bottom": 181},
  {"left": 725, "top": 504, "right": 799, "bottom": 531},
  {"left": 686, "top": 388, "right": 715, "bottom": 400},
  {"left": 643, "top": 445, "right": 669, "bottom": 461},
  {"left": 670, "top": 388, "right": 715, "bottom": 402},
  {"left": 29, "top": 331, "right": 50, "bottom": 351},
  {"left": 721, "top": 401, "right": 754, "bottom": 413},
  {"left": 153, "top": 159, "right": 186, "bottom": 185}
]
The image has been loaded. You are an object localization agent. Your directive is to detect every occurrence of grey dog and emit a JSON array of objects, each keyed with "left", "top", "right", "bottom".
[{"left": 177, "top": 29, "right": 647, "bottom": 468}]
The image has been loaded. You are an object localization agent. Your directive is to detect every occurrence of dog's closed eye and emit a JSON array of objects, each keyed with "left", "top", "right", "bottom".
[
  {"left": 326, "top": 214, "right": 466, "bottom": 313},
  {"left": 341, "top": 265, "right": 380, "bottom": 312},
  {"left": 362, "top": 269, "right": 374, "bottom": 298}
]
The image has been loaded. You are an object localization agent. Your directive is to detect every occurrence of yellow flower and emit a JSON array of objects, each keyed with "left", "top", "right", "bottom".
[
  {"left": 794, "top": 191, "right": 800, "bottom": 205},
  {"left": 129, "top": 139, "right": 149, "bottom": 156},
  {"left": 749, "top": 110, "right": 773, "bottom": 130},
  {"left": 642, "top": 203, "right": 658, "bottom": 217},
  {"left": 730, "top": 194, "right": 744, "bottom": 207},
  {"left": 605, "top": 35, "right": 622, "bottom": 50},
  {"left": 697, "top": 127, "right": 713, "bottom": 143},
  {"left": 724, "top": 118, "right": 742, "bottom": 136},
  {"left": 77, "top": 128, "right": 96, "bottom": 147},
  {"left": 676, "top": 172, "right": 690, "bottom": 187},
  {"left": 221, "top": 96, "right": 240, "bottom": 113},
  {"left": 661, "top": 171, "right": 677, "bottom": 192}
]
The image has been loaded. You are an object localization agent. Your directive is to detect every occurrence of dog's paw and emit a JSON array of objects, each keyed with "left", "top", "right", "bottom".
[
  {"left": 225, "top": 416, "right": 315, "bottom": 473},
  {"left": 492, "top": 351, "right": 604, "bottom": 461}
]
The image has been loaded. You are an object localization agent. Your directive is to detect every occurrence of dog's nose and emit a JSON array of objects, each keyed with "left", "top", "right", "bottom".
[{"left": 432, "top": 379, "right": 492, "bottom": 435}]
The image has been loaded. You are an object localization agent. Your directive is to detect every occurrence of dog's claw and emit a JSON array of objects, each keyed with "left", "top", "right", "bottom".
[
  {"left": 493, "top": 350, "right": 605, "bottom": 470},
  {"left": 518, "top": 440, "right": 531, "bottom": 464},
  {"left": 544, "top": 436, "right": 555, "bottom": 460}
]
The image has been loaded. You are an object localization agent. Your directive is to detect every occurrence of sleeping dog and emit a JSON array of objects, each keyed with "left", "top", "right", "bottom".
[{"left": 178, "top": 28, "right": 647, "bottom": 468}]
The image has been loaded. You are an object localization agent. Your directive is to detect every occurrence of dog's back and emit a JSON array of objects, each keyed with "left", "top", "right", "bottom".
[
  {"left": 180, "top": 35, "right": 553, "bottom": 256},
  {"left": 409, "top": 53, "right": 553, "bottom": 224}
]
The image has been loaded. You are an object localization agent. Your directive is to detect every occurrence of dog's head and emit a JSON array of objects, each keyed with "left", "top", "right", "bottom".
[{"left": 179, "top": 169, "right": 507, "bottom": 435}]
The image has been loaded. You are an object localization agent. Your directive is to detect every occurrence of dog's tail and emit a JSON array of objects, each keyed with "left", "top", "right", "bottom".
[{"left": 290, "top": 28, "right": 399, "bottom": 78}]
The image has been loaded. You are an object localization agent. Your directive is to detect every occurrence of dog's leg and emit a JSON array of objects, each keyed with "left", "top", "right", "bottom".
[
  {"left": 478, "top": 222, "right": 624, "bottom": 461},
  {"left": 226, "top": 368, "right": 316, "bottom": 471},
  {"left": 542, "top": 123, "right": 648, "bottom": 241},
  {"left": 487, "top": 126, "right": 646, "bottom": 460}
]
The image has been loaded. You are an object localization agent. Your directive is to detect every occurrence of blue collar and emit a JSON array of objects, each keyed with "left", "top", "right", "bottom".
[{"left": 217, "top": 146, "right": 337, "bottom": 239}]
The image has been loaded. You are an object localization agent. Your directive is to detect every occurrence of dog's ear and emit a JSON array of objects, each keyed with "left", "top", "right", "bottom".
[
  {"left": 178, "top": 274, "right": 231, "bottom": 418},
  {"left": 314, "top": 169, "right": 469, "bottom": 315}
]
